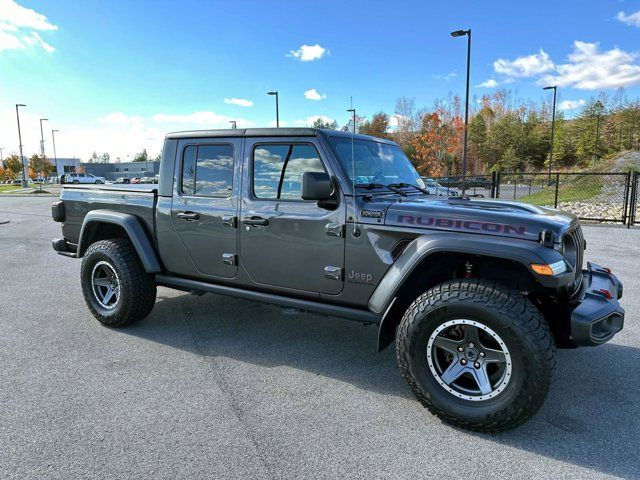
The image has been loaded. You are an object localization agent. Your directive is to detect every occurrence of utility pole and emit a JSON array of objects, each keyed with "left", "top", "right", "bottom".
[
  {"left": 347, "top": 108, "right": 356, "bottom": 133},
  {"left": 16, "top": 104, "right": 27, "bottom": 187},
  {"left": 229, "top": 120, "right": 237, "bottom": 129},
  {"left": 451, "top": 28, "right": 471, "bottom": 184},
  {"left": 267, "top": 91, "right": 279, "bottom": 127},
  {"left": 0, "top": 147, "right": 4, "bottom": 168},
  {"left": 39, "top": 118, "right": 48, "bottom": 157},
  {"left": 543, "top": 86, "right": 557, "bottom": 183},
  {"left": 51, "top": 129, "right": 59, "bottom": 179}
]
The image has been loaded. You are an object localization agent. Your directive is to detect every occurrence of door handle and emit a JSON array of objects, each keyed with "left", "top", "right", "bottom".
[
  {"left": 177, "top": 212, "right": 200, "bottom": 221},
  {"left": 242, "top": 216, "right": 269, "bottom": 227}
]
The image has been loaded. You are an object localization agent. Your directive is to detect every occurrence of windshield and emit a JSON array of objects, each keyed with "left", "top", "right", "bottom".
[{"left": 328, "top": 136, "right": 425, "bottom": 189}]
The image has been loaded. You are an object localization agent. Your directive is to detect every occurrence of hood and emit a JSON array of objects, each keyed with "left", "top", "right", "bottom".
[{"left": 380, "top": 196, "right": 576, "bottom": 242}]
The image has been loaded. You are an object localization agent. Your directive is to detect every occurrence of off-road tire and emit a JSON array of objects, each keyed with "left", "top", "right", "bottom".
[
  {"left": 396, "top": 279, "right": 555, "bottom": 433},
  {"left": 81, "top": 238, "right": 156, "bottom": 327}
]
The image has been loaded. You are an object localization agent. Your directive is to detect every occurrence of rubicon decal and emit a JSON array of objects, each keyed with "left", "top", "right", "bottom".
[{"left": 396, "top": 215, "right": 527, "bottom": 236}]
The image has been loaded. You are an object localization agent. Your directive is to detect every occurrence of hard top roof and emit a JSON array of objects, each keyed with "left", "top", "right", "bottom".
[{"left": 165, "top": 127, "right": 397, "bottom": 145}]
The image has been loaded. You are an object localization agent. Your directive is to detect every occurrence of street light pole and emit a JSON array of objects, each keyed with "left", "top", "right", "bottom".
[
  {"left": 229, "top": 120, "right": 237, "bottom": 129},
  {"left": 451, "top": 28, "right": 471, "bottom": 183},
  {"left": 267, "top": 91, "right": 279, "bottom": 127},
  {"left": 51, "top": 129, "right": 59, "bottom": 178},
  {"left": 543, "top": 86, "right": 557, "bottom": 182},
  {"left": 593, "top": 101, "right": 604, "bottom": 166},
  {"left": 16, "top": 104, "right": 27, "bottom": 188},
  {"left": 39, "top": 118, "right": 48, "bottom": 157},
  {"left": 0, "top": 147, "right": 4, "bottom": 168},
  {"left": 347, "top": 108, "right": 356, "bottom": 133}
]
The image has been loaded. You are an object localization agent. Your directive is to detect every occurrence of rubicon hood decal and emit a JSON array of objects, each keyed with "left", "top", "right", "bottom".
[
  {"left": 396, "top": 215, "right": 527, "bottom": 236},
  {"left": 382, "top": 198, "right": 576, "bottom": 242}
]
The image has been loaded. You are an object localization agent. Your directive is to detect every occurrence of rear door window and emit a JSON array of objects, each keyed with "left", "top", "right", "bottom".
[{"left": 181, "top": 144, "right": 234, "bottom": 197}]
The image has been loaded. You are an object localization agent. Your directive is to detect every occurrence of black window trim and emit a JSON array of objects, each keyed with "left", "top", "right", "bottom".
[
  {"left": 251, "top": 141, "right": 328, "bottom": 203},
  {"left": 180, "top": 142, "right": 235, "bottom": 199}
]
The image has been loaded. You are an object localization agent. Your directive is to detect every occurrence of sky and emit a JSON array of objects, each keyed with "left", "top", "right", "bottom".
[{"left": 1, "top": 0, "right": 640, "bottom": 161}]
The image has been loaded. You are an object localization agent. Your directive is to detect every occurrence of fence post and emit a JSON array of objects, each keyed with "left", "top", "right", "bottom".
[
  {"left": 496, "top": 172, "right": 501, "bottom": 198},
  {"left": 491, "top": 171, "right": 496, "bottom": 198},
  {"left": 554, "top": 173, "right": 560, "bottom": 208},
  {"left": 629, "top": 173, "right": 638, "bottom": 228},
  {"left": 622, "top": 171, "right": 631, "bottom": 226}
]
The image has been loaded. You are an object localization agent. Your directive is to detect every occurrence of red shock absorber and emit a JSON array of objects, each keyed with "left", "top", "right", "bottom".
[{"left": 464, "top": 261, "right": 474, "bottom": 279}]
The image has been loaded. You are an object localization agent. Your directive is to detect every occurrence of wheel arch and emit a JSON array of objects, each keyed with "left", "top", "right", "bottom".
[
  {"left": 78, "top": 210, "right": 161, "bottom": 273},
  {"left": 372, "top": 233, "right": 565, "bottom": 352}
]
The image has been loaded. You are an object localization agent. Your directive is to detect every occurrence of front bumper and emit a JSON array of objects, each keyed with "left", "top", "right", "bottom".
[{"left": 569, "top": 262, "right": 624, "bottom": 346}]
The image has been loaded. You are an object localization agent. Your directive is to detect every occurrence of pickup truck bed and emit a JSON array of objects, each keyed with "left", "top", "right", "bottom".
[{"left": 60, "top": 184, "right": 157, "bottom": 246}]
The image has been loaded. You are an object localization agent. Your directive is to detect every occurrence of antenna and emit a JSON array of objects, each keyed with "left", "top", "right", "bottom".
[{"left": 347, "top": 97, "right": 357, "bottom": 235}]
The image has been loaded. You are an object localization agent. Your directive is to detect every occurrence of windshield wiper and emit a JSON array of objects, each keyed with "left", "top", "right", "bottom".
[
  {"left": 388, "top": 182, "right": 431, "bottom": 195},
  {"left": 355, "top": 183, "right": 408, "bottom": 196}
]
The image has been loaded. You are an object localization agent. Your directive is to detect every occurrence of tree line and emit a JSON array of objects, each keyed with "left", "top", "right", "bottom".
[{"left": 313, "top": 88, "right": 640, "bottom": 176}]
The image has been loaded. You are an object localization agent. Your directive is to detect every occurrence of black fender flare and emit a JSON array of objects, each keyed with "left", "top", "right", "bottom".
[
  {"left": 77, "top": 210, "right": 162, "bottom": 273},
  {"left": 370, "top": 232, "right": 571, "bottom": 351}
]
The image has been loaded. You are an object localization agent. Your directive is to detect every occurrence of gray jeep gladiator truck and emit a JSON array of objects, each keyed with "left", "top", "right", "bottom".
[{"left": 52, "top": 128, "right": 624, "bottom": 432}]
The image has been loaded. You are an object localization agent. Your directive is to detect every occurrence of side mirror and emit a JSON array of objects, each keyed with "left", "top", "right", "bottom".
[{"left": 301, "top": 172, "right": 333, "bottom": 201}]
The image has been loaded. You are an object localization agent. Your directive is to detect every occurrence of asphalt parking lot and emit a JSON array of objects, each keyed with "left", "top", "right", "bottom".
[{"left": 1, "top": 196, "right": 639, "bottom": 480}]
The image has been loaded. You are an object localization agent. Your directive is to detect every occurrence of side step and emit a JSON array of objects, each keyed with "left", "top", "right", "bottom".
[{"left": 155, "top": 274, "right": 381, "bottom": 324}]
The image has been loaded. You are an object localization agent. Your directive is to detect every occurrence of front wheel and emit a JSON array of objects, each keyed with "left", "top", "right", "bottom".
[
  {"left": 396, "top": 280, "right": 555, "bottom": 433},
  {"left": 80, "top": 238, "right": 156, "bottom": 327}
]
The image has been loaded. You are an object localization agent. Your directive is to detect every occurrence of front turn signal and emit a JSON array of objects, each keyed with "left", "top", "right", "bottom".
[{"left": 531, "top": 260, "right": 567, "bottom": 276}]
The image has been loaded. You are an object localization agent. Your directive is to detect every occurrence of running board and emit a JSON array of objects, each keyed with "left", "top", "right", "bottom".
[{"left": 155, "top": 274, "right": 381, "bottom": 324}]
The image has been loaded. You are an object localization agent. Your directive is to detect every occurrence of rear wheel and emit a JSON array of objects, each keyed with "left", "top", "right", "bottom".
[
  {"left": 396, "top": 279, "right": 555, "bottom": 433},
  {"left": 80, "top": 238, "right": 156, "bottom": 327}
]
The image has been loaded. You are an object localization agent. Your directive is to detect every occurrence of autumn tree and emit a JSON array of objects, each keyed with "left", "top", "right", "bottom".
[
  {"left": 358, "top": 112, "right": 389, "bottom": 138},
  {"left": 29, "top": 154, "right": 54, "bottom": 178},
  {"left": 4, "top": 154, "right": 24, "bottom": 180},
  {"left": 412, "top": 112, "right": 462, "bottom": 176}
]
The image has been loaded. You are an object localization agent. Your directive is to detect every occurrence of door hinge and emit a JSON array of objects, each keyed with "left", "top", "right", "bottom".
[
  {"left": 222, "top": 215, "right": 237, "bottom": 228},
  {"left": 324, "top": 266, "right": 343, "bottom": 281},
  {"left": 325, "top": 223, "right": 344, "bottom": 238},
  {"left": 222, "top": 253, "right": 237, "bottom": 266}
]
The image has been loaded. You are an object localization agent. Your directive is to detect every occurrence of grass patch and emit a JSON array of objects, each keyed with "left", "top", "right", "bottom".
[
  {"left": 519, "top": 179, "right": 602, "bottom": 206},
  {"left": 0, "top": 185, "right": 20, "bottom": 193}
]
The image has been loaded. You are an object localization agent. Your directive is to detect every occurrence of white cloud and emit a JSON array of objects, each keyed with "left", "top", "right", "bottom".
[
  {"left": 558, "top": 99, "right": 586, "bottom": 111},
  {"left": 0, "top": 1, "right": 57, "bottom": 53},
  {"left": 617, "top": 10, "right": 640, "bottom": 28},
  {"left": 539, "top": 41, "right": 640, "bottom": 90},
  {"left": 304, "top": 88, "right": 326, "bottom": 100},
  {"left": 0, "top": 0, "right": 57, "bottom": 30},
  {"left": 294, "top": 115, "right": 334, "bottom": 126},
  {"left": 151, "top": 110, "right": 253, "bottom": 128},
  {"left": 224, "top": 97, "right": 253, "bottom": 107},
  {"left": 494, "top": 50, "right": 554, "bottom": 78},
  {"left": 287, "top": 44, "right": 328, "bottom": 62},
  {"left": 22, "top": 31, "right": 54, "bottom": 52},
  {"left": 477, "top": 79, "right": 499, "bottom": 88},
  {"left": 431, "top": 72, "right": 457, "bottom": 82},
  {"left": 0, "top": 28, "right": 23, "bottom": 51}
]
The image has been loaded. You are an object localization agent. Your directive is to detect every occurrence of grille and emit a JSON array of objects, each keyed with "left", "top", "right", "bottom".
[{"left": 565, "top": 224, "right": 585, "bottom": 292}]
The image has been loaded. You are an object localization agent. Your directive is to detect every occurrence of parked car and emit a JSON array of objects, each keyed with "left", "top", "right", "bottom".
[
  {"left": 52, "top": 127, "right": 624, "bottom": 433},
  {"left": 421, "top": 178, "right": 460, "bottom": 196},
  {"left": 139, "top": 176, "right": 155, "bottom": 184},
  {"left": 130, "top": 177, "right": 141, "bottom": 184},
  {"left": 113, "top": 177, "right": 131, "bottom": 184},
  {"left": 65, "top": 172, "right": 106, "bottom": 184},
  {"left": 12, "top": 179, "right": 22, "bottom": 185}
]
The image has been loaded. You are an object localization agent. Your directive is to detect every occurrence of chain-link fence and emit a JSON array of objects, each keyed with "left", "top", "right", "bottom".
[
  {"left": 429, "top": 171, "right": 639, "bottom": 227},
  {"left": 495, "top": 172, "right": 634, "bottom": 224}
]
